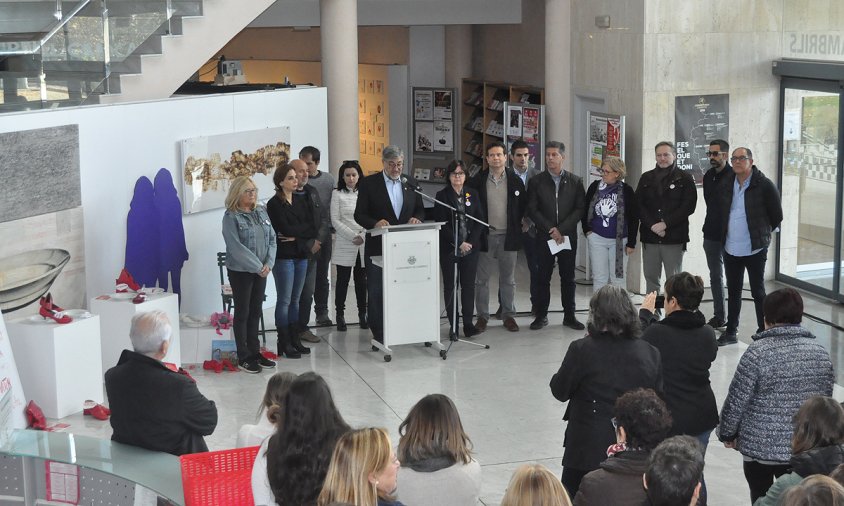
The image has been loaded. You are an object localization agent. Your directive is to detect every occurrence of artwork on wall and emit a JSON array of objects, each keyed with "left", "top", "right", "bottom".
[
  {"left": 0, "top": 124, "right": 80, "bottom": 223},
  {"left": 0, "top": 125, "right": 86, "bottom": 316},
  {"left": 181, "top": 127, "right": 291, "bottom": 214}
]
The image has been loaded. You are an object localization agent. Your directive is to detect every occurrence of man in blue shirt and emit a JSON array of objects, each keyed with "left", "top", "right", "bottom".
[{"left": 717, "top": 147, "right": 783, "bottom": 346}]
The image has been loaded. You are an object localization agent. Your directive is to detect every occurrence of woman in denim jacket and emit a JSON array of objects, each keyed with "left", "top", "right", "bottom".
[{"left": 222, "top": 176, "right": 277, "bottom": 374}]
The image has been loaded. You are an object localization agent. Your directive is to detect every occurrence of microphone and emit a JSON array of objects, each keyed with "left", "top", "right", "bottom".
[{"left": 400, "top": 175, "right": 411, "bottom": 191}]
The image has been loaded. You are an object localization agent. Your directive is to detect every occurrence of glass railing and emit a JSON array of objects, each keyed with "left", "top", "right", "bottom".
[{"left": 0, "top": 0, "right": 203, "bottom": 112}]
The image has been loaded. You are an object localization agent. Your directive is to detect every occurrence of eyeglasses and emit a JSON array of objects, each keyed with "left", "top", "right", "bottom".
[
  {"left": 243, "top": 188, "right": 257, "bottom": 194},
  {"left": 730, "top": 156, "right": 750, "bottom": 162},
  {"left": 706, "top": 151, "right": 723, "bottom": 157},
  {"left": 451, "top": 171, "right": 466, "bottom": 177},
  {"left": 387, "top": 161, "right": 403, "bottom": 169}
]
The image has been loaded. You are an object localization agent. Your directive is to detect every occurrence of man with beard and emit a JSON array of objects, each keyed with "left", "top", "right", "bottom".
[
  {"left": 636, "top": 142, "right": 697, "bottom": 296},
  {"left": 701, "top": 139, "right": 730, "bottom": 330}
]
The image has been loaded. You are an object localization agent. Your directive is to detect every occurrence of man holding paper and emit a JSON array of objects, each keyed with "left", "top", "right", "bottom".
[{"left": 527, "top": 141, "right": 586, "bottom": 331}]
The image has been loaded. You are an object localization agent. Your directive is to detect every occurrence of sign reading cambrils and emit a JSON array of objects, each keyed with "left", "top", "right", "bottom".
[{"left": 674, "top": 94, "right": 729, "bottom": 186}]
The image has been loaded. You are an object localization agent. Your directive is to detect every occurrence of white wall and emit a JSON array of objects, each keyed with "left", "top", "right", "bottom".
[{"left": 0, "top": 88, "right": 329, "bottom": 316}]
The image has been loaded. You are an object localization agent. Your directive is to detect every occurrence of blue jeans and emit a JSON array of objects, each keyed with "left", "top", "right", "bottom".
[
  {"left": 703, "top": 238, "right": 726, "bottom": 321},
  {"left": 694, "top": 429, "right": 712, "bottom": 504},
  {"left": 272, "top": 259, "right": 308, "bottom": 329},
  {"left": 588, "top": 233, "right": 627, "bottom": 291}
]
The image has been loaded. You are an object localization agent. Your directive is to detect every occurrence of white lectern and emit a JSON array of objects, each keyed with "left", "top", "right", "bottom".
[{"left": 369, "top": 222, "right": 444, "bottom": 361}]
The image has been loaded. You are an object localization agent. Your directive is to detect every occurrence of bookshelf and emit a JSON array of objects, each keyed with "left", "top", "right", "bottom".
[{"left": 460, "top": 79, "right": 544, "bottom": 177}]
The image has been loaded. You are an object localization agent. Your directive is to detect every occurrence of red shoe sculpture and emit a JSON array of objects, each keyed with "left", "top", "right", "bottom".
[
  {"left": 116, "top": 268, "right": 141, "bottom": 292},
  {"left": 26, "top": 400, "right": 47, "bottom": 430},
  {"left": 202, "top": 360, "right": 223, "bottom": 373},
  {"left": 83, "top": 400, "right": 110, "bottom": 421},
  {"left": 39, "top": 294, "right": 72, "bottom": 324}
]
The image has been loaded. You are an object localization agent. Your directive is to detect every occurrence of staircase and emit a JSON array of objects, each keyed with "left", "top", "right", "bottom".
[{"left": 0, "top": 0, "right": 276, "bottom": 111}]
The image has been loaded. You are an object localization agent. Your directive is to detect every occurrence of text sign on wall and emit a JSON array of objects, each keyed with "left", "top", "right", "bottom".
[{"left": 675, "top": 94, "right": 729, "bottom": 185}]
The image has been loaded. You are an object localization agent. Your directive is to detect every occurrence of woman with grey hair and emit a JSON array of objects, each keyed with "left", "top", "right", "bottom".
[{"left": 549, "top": 285, "right": 663, "bottom": 498}]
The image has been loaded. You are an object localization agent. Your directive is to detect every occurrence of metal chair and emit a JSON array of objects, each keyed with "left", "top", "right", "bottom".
[{"left": 217, "top": 252, "right": 267, "bottom": 345}]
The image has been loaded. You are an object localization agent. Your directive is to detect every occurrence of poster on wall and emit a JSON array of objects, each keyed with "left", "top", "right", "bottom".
[
  {"left": 433, "top": 121, "right": 454, "bottom": 152},
  {"left": 414, "top": 90, "right": 433, "bottom": 120},
  {"left": 674, "top": 94, "right": 729, "bottom": 185},
  {"left": 412, "top": 86, "right": 456, "bottom": 156},
  {"left": 522, "top": 108, "right": 539, "bottom": 142},
  {"left": 585, "top": 111, "right": 626, "bottom": 180},
  {"left": 508, "top": 106, "right": 523, "bottom": 138},
  {"left": 180, "top": 127, "right": 291, "bottom": 214},
  {"left": 415, "top": 122, "right": 434, "bottom": 152},
  {"left": 433, "top": 90, "right": 453, "bottom": 120}
]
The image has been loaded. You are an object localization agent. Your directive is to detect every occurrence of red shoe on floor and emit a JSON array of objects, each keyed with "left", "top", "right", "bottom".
[
  {"left": 202, "top": 360, "right": 223, "bottom": 373},
  {"left": 26, "top": 400, "right": 46, "bottom": 430},
  {"left": 116, "top": 268, "right": 141, "bottom": 292},
  {"left": 260, "top": 348, "right": 279, "bottom": 360},
  {"left": 221, "top": 359, "right": 238, "bottom": 372},
  {"left": 83, "top": 400, "right": 111, "bottom": 420}
]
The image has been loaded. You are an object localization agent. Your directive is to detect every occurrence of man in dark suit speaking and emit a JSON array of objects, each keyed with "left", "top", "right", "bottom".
[{"left": 354, "top": 145, "right": 425, "bottom": 343}]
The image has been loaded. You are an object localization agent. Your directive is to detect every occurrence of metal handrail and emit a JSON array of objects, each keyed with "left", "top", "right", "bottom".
[{"left": 34, "top": 0, "right": 94, "bottom": 54}]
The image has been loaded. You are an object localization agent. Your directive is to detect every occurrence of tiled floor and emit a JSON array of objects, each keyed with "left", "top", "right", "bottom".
[{"left": 55, "top": 272, "right": 844, "bottom": 506}]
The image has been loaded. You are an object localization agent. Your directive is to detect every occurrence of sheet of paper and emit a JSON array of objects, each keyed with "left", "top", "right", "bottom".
[{"left": 547, "top": 236, "right": 571, "bottom": 254}]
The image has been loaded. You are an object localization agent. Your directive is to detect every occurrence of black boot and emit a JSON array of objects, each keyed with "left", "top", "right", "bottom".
[
  {"left": 358, "top": 310, "right": 369, "bottom": 329},
  {"left": 277, "top": 326, "right": 301, "bottom": 359},
  {"left": 289, "top": 325, "right": 311, "bottom": 354},
  {"left": 336, "top": 310, "right": 347, "bottom": 331}
]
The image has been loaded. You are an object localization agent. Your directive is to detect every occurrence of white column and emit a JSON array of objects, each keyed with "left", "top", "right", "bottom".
[
  {"left": 320, "top": 0, "right": 359, "bottom": 175},
  {"left": 545, "top": 0, "right": 571, "bottom": 144}
]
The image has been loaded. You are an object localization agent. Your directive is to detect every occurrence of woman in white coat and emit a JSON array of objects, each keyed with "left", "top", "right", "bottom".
[{"left": 331, "top": 160, "right": 368, "bottom": 331}]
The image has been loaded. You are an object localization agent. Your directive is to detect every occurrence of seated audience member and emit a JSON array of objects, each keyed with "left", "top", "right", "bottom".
[
  {"left": 248, "top": 372, "right": 297, "bottom": 506},
  {"left": 549, "top": 285, "right": 663, "bottom": 497},
  {"left": 318, "top": 427, "right": 405, "bottom": 506},
  {"left": 644, "top": 436, "right": 705, "bottom": 506},
  {"left": 574, "top": 388, "right": 672, "bottom": 506},
  {"left": 105, "top": 310, "right": 217, "bottom": 456},
  {"left": 641, "top": 272, "right": 718, "bottom": 503},
  {"left": 397, "top": 394, "right": 482, "bottom": 505},
  {"left": 239, "top": 371, "right": 297, "bottom": 448},
  {"left": 754, "top": 396, "right": 844, "bottom": 506},
  {"left": 265, "top": 372, "right": 351, "bottom": 506},
  {"left": 501, "top": 463, "right": 572, "bottom": 506},
  {"left": 718, "top": 288, "right": 834, "bottom": 503},
  {"left": 779, "top": 475, "right": 844, "bottom": 506}
]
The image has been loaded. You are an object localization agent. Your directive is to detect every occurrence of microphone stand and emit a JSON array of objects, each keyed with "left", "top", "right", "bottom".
[{"left": 406, "top": 182, "right": 491, "bottom": 360}]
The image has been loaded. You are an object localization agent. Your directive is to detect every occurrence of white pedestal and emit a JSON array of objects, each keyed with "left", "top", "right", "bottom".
[
  {"left": 6, "top": 315, "right": 103, "bottom": 419},
  {"left": 90, "top": 293, "right": 181, "bottom": 369},
  {"left": 179, "top": 326, "right": 233, "bottom": 364}
]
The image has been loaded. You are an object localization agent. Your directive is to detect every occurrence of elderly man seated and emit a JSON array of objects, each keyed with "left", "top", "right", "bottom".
[{"left": 105, "top": 310, "right": 218, "bottom": 455}]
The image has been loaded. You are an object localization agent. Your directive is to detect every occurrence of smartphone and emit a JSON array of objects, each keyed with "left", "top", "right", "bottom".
[{"left": 654, "top": 295, "right": 665, "bottom": 309}]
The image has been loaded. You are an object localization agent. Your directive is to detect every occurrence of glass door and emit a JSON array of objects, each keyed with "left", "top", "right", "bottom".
[{"left": 777, "top": 79, "right": 843, "bottom": 299}]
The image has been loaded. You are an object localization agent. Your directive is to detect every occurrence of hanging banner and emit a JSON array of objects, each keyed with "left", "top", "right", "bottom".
[{"left": 674, "top": 94, "right": 729, "bottom": 186}]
